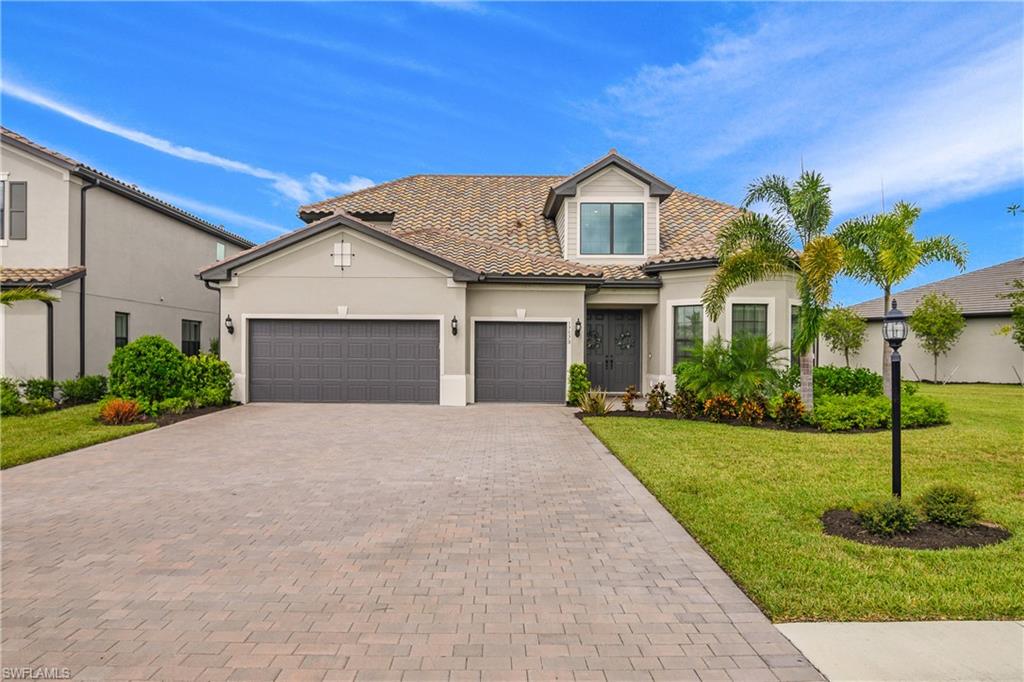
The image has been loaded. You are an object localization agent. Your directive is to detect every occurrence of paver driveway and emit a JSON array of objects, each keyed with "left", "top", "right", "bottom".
[{"left": 1, "top": 404, "right": 821, "bottom": 682}]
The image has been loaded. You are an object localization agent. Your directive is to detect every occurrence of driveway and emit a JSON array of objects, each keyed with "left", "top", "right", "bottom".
[{"left": 1, "top": 404, "right": 821, "bottom": 682}]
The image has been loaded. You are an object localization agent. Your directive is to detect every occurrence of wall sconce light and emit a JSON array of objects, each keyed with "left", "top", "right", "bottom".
[
  {"left": 574, "top": 318, "right": 582, "bottom": 338},
  {"left": 451, "top": 315, "right": 459, "bottom": 336},
  {"left": 224, "top": 315, "right": 234, "bottom": 335}
]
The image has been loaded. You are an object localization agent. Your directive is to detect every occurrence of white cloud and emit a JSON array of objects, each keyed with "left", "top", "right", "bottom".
[
  {"left": 592, "top": 5, "right": 1023, "bottom": 215},
  {"left": 140, "top": 188, "right": 289, "bottom": 235},
  {"left": 1, "top": 80, "right": 374, "bottom": 204}
]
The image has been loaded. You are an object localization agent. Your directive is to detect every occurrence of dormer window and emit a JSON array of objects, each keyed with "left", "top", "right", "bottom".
[{"left": 580, "top": 202, "right": 644, "bottom": 255}]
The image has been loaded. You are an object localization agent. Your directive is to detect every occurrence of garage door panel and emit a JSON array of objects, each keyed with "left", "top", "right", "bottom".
[
  {"left": 249, "top": 319, "right": 439, "bottom": 403},
  {"left": 475, "top": 322, "right": 566, "bottom": 403}
]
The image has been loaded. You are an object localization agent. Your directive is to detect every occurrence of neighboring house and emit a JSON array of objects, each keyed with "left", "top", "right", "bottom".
[
  {"left": 199, "top": 151, "right": 800, "bottom": 405},
  {"left": 0, "top": 128, "right": 253, "bottom": 381},
  {"left": 819, "top": 257, "right": 1024, "bottom": 384}
]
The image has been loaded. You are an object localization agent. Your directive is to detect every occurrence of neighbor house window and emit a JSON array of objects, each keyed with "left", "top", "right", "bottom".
[
  {"left": 0, "top": 180, "right": 5, "bottom": 240},
  {"left": 216, "top": 242, "right": 226, "bottom": 260},
  {"left": 731, "top": 303, "right": 768, "bottom": 339},
  {"left": 115, "top": 312, "right": 129, "bottom": 348},
  {"left": 673, "top": 305, "right": 704, "bottom": 364},
  {"left": 181, "top": 320, "right": 202, "bottom": 356},
  {"left": 9, "top": 181, "right": 26, "bottom": 240},
  {"left": 790, "top": 304, "right": 801, "bottom": 366},
  {"left": 580, "top": 202, "right": 643, "bottom": 255}
]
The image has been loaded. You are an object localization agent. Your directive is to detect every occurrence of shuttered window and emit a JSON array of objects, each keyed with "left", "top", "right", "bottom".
[{"left": 9, "top": 181, "right": 27, "bottom": 240}]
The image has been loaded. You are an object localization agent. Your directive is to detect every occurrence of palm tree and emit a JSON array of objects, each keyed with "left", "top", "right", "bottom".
[
  {"left": 836, "top": 201, "right": 967, "bottom": 395},
  {"left": 703, "top": 172, "right": 844, "bottom": 409},
  {"left": 0, "top": 287, "right": 57, "bottom": 307}
]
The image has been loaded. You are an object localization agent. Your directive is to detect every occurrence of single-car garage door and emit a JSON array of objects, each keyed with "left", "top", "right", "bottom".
[
  {"left": 249, "top": 319, "right": 439, "bottom": 403},
  {"left": 475, "top": 322, "right": 566, "bottom": 403}
]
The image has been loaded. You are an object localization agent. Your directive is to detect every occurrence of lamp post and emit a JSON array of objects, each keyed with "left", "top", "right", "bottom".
[{"left": 882, "top": 299, "right": 909, "bottom": 497}]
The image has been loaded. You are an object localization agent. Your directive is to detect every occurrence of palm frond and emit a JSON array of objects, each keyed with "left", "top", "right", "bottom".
[
  {"left": 0, "top": 287, "right": 58, "bottom": 307},
  {"left": 703, "top": 249, "right": 795, "bottom": 320},
  {"left": 918, "top": 234, "right": 968, "bottom": 270},
  {"left": 791, "top": 170, "right": 833, "bottom": 243},
  {"left": 800, "top": 235, "right": 844, "bottom": 305},
  {"left": 743, "top": 174, "right": 792, "bottom": 217}
]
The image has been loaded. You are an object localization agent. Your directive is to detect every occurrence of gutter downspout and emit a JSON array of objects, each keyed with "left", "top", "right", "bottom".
[
  {"left": 44, "top": 299, "right": 54, "bottom": 381},
  {"left": 79, "top": 178, "right": 99, "bottom": 377},
  {"left": 204, "top": 279, "right": 221, "bottom": 355}
]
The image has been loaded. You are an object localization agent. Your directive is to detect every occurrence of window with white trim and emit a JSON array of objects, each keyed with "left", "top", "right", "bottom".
[
  {"left": 731, "top": 303, "right": 768, "bottom": 339},
  {"left": 580, "top": 202, "right": 643, "bottom": 255},
  {"left": 673, "top": 305, "right": 703, "bottom": 364}
]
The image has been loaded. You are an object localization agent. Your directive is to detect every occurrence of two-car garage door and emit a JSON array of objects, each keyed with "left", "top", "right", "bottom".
[{"left": 249, "top": 319, "right": 439, "bottom": 403}]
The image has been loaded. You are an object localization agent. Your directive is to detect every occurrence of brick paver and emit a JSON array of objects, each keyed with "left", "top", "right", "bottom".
[{"left": 1, "top": 404, "right": 821, "bottom": 681}]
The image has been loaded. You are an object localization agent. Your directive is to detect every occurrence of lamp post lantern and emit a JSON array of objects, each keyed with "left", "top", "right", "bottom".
[{"left": 882, "top": 299, "right": 909, "bottom": 497}]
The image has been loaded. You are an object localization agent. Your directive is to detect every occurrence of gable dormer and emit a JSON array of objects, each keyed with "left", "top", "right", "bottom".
[{"left": 544, "top": 151, "right": 674, "bottom": 263}]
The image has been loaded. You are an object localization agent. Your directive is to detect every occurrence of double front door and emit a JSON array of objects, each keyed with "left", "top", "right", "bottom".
[{"left": 585, "top": 310, "right": 641, "bottom": 392}]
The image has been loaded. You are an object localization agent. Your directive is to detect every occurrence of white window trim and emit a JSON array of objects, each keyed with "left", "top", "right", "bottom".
[
  {"left": 0, "top": 171, "right": 8, "bottom": 247},
  {"left": 664, "top": 298, "right": 712, "bottom": 373},
  {"left": 724, "top": 297, "right": 775, "bottom": 344},
  {"left": 574, "top": 195, "right": 649, "bottom": 260},
  {"left": 468, "top": 316, "right": 572, "bottom": 403}
]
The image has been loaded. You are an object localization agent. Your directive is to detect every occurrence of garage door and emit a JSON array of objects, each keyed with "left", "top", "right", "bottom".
[
  {"left": 248, "top": 319, "right": 439, "bottom": 403},
  {"left": 475, "top": 322, "right": 567, "bottom": 403}
]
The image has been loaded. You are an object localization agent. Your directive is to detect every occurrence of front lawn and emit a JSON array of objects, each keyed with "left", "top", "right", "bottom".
[
  {"left": 1, "top": 404, "right": 155, "bottom": 469},
  {"left": 585, "top": 383, "right": 1024, "bottom": 622}
]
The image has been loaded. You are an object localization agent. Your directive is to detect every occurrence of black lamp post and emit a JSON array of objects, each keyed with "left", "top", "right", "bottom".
[{"left": 882, "top": 299, "right": 909, "bottom": 497}]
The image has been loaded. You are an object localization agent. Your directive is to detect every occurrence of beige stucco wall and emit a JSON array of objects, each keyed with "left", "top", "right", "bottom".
[
  {"left": 819, "top": 317, "right": 1023, "bottom": 384},
  {"left": 0, "top": 144, "right": 77, "bottom": 267},
  {"left": 218, "top": 226, "right": 469, "bottom": 404},
  {"left": 465, "top": 283, "right": 586, "bottom": 403}
]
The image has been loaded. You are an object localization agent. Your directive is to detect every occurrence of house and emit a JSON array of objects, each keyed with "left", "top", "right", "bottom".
[
  {"left": 199, "top": 151, "right": 801, "bottom": 405},
  {"left": 0, "top": 128, "right": 253, "bottom": 381},
  {"left": 819, "top": 257, "right": 1024, "bottom": 383}
]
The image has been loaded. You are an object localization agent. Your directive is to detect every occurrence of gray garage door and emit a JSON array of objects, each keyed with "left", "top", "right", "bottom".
[
  {"left": 249, "top": 319, "right": 439, "bottom": 403},
  {"left": 475, "top": 322, "right": 567, "bottom": 403}
]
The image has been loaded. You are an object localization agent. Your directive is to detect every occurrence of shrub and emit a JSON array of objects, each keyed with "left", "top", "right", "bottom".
[
  {"left": 156, "top": 397, "right": 190, "bottom": 415},
  {"left": 670, "top": 388, "right": 701, "bottom": 419},
  {"left": 1, "top": 378, "right": 24, "bottom": 416},
  {"left": 645, "top": 382, "right": 669, "bottom": 412},
  {"left": 675, "top": 335, "right": 787, "bottom": 401},
  {"left": 22, "top": 398, "right": 57, "bottom": 415},
  {"left": 901, "top": 380, "right": 919, "bottom": 396},
  {"left": 567, "top": 363, "right": 591, "bottom": 407},
  {"left": 808, "top": 394, "right": 890, "bottom": 431},
  {"left": 579, "top": 389, "right": 609, "bottom": 416},
  {"left": 703, "top": 394, "right": 738, "bottom": 422},
  {"left": 99, "top": 398, "right": 141, "bottom": 425},
  {"left": 855, "top": 497, "right": 921, "bottom": 536},
  {"left": 902, "top": 394, "right": 949, "bottom": 428},
  {"left": 813, "top": 366, "right": 883, "bottom": 397},
  {"left": 109, "top": 336, "right": 186, "bottom": 402},
  {"left": 772, "top": 391, "right": 806, "bottom": 428},
  {"left": 57, "top": 375, "right": 108, "bottom": 405},
  {"left": 21, "top": 378, "right": 56, "bottom": 401},
  {"left": 209, "top": 337, "right": 220, "bottom": 357},
  {"left": 622, "top": 385, "right": 641, "bottom": 412},
  {"left": 181, "top": 353, "right": 233, "bottom": 407},
  {"left": 916, "top": 484, "right": 981, "bottom": 527},
  {"left": 737, "top": 397, "right": 766, "bottom": 425}
]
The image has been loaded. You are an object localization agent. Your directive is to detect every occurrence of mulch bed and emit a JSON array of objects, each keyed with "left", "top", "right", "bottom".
[
  {"left": 822, "top": 508, "right": 1011, "bottom": 550},
  {"left": 144, "top": 403, "right": 238, "bottom": 427}
]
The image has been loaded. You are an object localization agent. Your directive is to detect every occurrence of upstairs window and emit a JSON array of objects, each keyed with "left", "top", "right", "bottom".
[
  {"left": 732, "top": 303, "right": 768, "bottom": 339},
  {"left": 216, "top": 242, "right": 226, "bottom": 260},
  {"left": 580, "top": 202, "right": 643, "bottom": 255},
  {"left": 673, "top": 305, "right": 704, "bottom": 364},
  {"left": 9, "top": 181, "right": 27, "bottom": 240},
  {"left": 114, "top": 312, "right": 129, "bottom": 349},
  {"left": 0, "top": 180, "right": 5, "bottom": 239},
  {"left": 181, "top": 320, "right": 202, "bottom": 356}
]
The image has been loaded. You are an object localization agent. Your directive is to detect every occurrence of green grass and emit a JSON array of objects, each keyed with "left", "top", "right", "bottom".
[
  {"left": 585, "top": 383, "right": 1024, "bottom": 622},
  {"left": 1, "top": 404, "right": 155, "bottom": 469}
]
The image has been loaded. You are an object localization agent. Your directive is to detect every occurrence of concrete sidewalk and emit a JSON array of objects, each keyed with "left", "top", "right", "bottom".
[{"left": 778, "top": 621, "right": 1024, "bottom": 682}]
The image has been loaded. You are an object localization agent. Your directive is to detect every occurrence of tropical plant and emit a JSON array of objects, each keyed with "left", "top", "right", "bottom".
[
  {"left": 908, "top": 292, "right": 966, "bottom": 382},
  {"left": 820, "top": 307, "right": 867, "bottom": 367},
  {"left": 674, "top": 335, "right": 786, "bottom": 401},
  {"left": 703, "top": 394, "right": 739, "bottom": 422},
  {"left": 0, "top": 287, "right": 57, "bottom": 307},
  {"left": 702, "top": 172, "right": 844, "bottom": 409},
  {"left": 836, "top": 201, "right": 967, "bottom": 393},
  {"left": 567, "top": 364, "right": 591, "bottom": 407},
  {"left": 621, "top": 385, "right": 641, "bottom": 412},
  {"left": 99, "top": 397, "right": 141, "bottom": 425},
  {"left": 771, "top": 391, "right": 806, "bottom": 428},
  {"left": 578, "top": 389, "right": 609, "bottom": 416},
  {"left": 645, "top": 382, "right": 670, "bottom": 412},
  {"left": 669, "top": 389, "right": 701, "bottom": 419},
  {"left": 737, "top": 397, "right": 766, "bottom": 425}
]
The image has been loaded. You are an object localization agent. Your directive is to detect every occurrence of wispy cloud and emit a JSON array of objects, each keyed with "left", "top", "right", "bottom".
[
  {"left": 591, "top": 5, "right": 1023, "bottom": 215},
  {"left": 1, "top": 80, "right": 374, "bottom": 203},
  {"left": 142, "top": 188, "right": 289, "bottom": 235}
]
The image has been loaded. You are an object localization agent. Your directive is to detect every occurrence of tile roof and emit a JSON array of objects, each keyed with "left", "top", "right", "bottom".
[
  {"left": 1, "top": 127, "right": 253, "bottom": 248},
  {"left": 298, "top": 173, "right": 738, "bottom": 278},
  {"left": 850, "top": 258, "right": 1024, "bottom": 319},
  {"left": 1, "top": 266, "right": 86, "bottom": 287}
]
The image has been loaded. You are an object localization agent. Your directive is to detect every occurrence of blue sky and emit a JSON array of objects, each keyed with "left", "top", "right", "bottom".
[{"left": 2, "top": 2, "right": 1021, "bottom": 304}]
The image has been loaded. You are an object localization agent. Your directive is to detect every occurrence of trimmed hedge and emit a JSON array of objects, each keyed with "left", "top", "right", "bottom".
[
  {"left": 109, "top": 336, "right": 186, "bottom": 402},
  {"left": 808, "top": 393, "right": 949, "bottom": 431},
  {"left": 814, "top": 366, "right": 883, "bottom": 397}
]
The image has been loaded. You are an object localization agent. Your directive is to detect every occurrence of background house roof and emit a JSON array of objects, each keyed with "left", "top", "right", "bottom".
[
  {"left": 0, "top": 265, "right": 87, "bottom": 288},
  {"left": 850, "top": 257, "right": 1023, "bottom": 319},
  {"left": 1, "top": 127, "right": 253, "bottom": 248}
]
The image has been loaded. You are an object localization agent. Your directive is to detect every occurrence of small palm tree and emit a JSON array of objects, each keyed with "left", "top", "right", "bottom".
[
  {"left": 703, "top": 172, "right": 844, "bottom": 408},
  {"left": 836, "top": 201, "right": 967, "bottom": 395},
  {"left": 0, "top": 287, "right": 57, "bottom": 307}
]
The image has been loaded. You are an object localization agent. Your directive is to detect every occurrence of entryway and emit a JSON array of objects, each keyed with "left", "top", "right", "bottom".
[{"left": 585, "top": 309, "right": 642, "bottom": 392}]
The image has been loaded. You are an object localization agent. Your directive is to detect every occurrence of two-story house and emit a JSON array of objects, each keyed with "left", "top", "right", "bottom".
[
  {"left": 1, "top": 128, "right": 253, "bottom": 381},
  {"left": 198, "top": 151, "right": 800, "bottom": 405}
]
